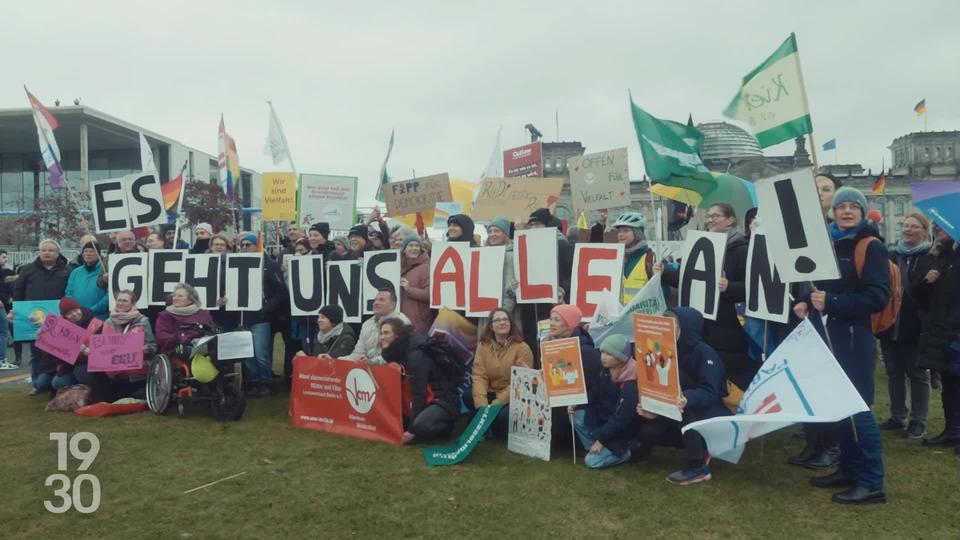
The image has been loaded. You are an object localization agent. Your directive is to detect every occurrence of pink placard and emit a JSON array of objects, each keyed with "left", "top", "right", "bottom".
[
  {"left": 34, "top": 314, "right": 90, "bottom": 365},
  {"left": 88, "top": 332, "right": 145, "bottom": 373}
]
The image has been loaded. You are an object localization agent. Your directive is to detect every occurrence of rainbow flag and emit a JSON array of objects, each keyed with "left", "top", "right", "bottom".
[
  {"left": 162, "top": 159, "right": 188, "bottom": 212},
  {"left": 872, "top": 172, "right": 886, "bottom": 194},
  {"left": 914, "top": 99, "right": 926, "bottom": 116},
  {"left": 218, "top": 115, "right": 241, "bottom": 199},
  {"left": 24, "top": 86, "right": 65, "bottom": 189}
]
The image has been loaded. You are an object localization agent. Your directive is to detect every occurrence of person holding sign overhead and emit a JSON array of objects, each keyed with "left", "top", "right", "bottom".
[{"left": 793, "top": 187, "right": 889, "bottom": 505}]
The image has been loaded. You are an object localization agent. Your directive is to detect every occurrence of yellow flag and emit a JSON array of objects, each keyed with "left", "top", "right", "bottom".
[{"left": 577, "top": 211, "right": 588, "bottom": 229}]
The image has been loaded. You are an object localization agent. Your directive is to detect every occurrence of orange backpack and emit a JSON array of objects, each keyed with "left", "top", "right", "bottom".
[{"left": 853, "top": 237, "right": 902, "bottom": 335}]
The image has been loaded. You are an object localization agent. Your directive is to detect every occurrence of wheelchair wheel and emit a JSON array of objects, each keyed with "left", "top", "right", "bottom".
[
  {"left": 211, "top": 382, "right": 246, "bottom": 422},
  {"left": 146, "top": 354, "right": 172, "bottom": 415}
]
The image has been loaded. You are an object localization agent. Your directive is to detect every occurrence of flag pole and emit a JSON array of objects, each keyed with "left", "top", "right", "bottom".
[{"left": 792, "top": 38, "right": 819, "bottom": 173}]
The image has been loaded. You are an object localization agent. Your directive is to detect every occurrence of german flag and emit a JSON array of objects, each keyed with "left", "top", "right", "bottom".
[
  {"left": 914, "top": 98, "right": 926, "bottom": 116},
  {"left": 872, "top": 172, "right": 886, "bottom": 194}
]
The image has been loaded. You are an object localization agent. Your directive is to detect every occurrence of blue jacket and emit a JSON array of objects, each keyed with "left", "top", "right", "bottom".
[
  {"left": 588, "top": 371, "right": 643, "bottom": 456},
  {"left": 672, "top": 307, "right": 730, "bottom": 420},
  {"left": 807, "top": 224, "right": 890, "bottom": 405},
  {"left": 65, "top": 261, "right": 108, "bottom": 319}
]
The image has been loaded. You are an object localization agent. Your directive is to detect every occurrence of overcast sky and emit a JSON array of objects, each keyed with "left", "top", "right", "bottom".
[{"left": 3, "top": 1, "right": 958, "bottom": 205}]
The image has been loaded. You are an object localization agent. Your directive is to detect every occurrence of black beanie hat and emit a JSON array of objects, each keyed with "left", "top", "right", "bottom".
[
  {"left": 319, "top": 305, "right": 344, "bottom": 326},
  {"left": 527, "top": 208, "right": 555, "bottom": 227},
  {"left": 348, "top": 225, "right": 369, "bottom": 241},
  {"left": 309, "top": 222, "right": 331, "bottom": 239},
  {"left": 446, "top": 214, "right": 475, "bottom": 242}
]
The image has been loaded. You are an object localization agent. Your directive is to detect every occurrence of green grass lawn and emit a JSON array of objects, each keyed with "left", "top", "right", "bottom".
[{"left": 2, "top": 349, "right": 958, "bottom": 539}]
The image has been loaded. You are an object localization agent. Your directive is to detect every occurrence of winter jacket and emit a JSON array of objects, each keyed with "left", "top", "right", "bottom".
[
  {"left": 805, "top": 225, "right": 890, "bottom": 404},
  {"left": 0, "top": 266, "right": 15, "bottom": 306},
  {"left": 880, "top": 246, "right": 933, "bottom": 344},
  {"left": 340, "top": 310, "right": 411, "bottom": 364},
  {"left": 915, "top": 240, "right": 959, "bottom": 372},
  {"left": 672, "top": 307, "right": 730, "bottom": 419},
  {"left": 100, "top": 313, "right": 158, "bottom": 377},
  {"left": 547, "top": 327, "right": 615, "bottom": 413},
  {"left": 472, "top": 337, "right": 534, "bottom": 406},
  {"left": 308, "top": 324, "right": 357, "bottom": 359},
  {"left": 44, "top": 308, "right": 104, "bottom": 376},
  {"left": 154, "top": 308, "right": 216, "bottom": 353},
  {"left": 12, "top": 255, "right": 71, "bottom": 302},
  {"left": 400, "top": 253, "right": 435, "bottom": 334},
  {"left": 383, "top": 334, "right": 461, "bottom": 419},
  {"left": 65, "top": 261, "right": 109, "bottom": 320},
  {"left": 499, "top": 243, "right": 518, "bottom": 316},
  {"left": 240, "top": 255, "right": 289, "bottom": 327},
  {"left": 587, "top": 366, "right": 644, "bottom": 456}
]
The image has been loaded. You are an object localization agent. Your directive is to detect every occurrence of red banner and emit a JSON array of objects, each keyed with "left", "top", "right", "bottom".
[
  {"left": 291, "top": 357, "right": 404, "bottom": 445},
  {"left": 503, "top": 142, "right": 543, "bottom": 177}
]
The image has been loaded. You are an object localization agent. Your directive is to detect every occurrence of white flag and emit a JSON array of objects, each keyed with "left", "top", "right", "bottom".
[
  {"left": 683, "top": 319, "right": 869, "bottom": 464},
  {"left": 587, "top": 273, "right": 666, "bottom": 345},
  {"left": 139, "top": 132, "right": 156, "bottom": 173},
  {"left": 263, "top": 101, "right": 290, "bottom": 166},
  {"left": 479, "top": 126, "right": 502, "bottom": 181}
]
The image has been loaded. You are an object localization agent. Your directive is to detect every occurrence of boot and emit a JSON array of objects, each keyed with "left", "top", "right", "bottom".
[
  {"left": 787, "top": 442, "right": 819, "bottom": 466},
  {"left": 923, "top": 430, "right": 959, "bottom": 447},
  {"left": 802, "top": 443, "right": 840, "bottom": 470}
]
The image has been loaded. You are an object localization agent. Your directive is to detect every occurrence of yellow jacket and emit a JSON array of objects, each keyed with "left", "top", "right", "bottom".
[{"left": 472, "top": 338, "right": 534, "bottom": 407}]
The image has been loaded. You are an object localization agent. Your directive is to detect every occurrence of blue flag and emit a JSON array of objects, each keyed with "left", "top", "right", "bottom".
[{"left": 822, "top": 139, "right": 837, "bottom": 151}]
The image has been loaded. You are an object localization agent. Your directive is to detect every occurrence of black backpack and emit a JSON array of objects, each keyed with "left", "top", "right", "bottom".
[{"left": 416, "top": 338, "right": 467, "bottom": 380}]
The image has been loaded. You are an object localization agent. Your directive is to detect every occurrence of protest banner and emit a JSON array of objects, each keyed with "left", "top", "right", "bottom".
[
  {"left": 384, "top": 173, "right": 453, "bottom": 216},
  {"left": 363, "top": 250, "right": 401, "bottom": 315},
  {"left": 430, "top": 241, "right": 471, "bottom": 310},
  {"left": 90, "top": 172, "right": 167, "bottom": 233},
  {"left": 224, "top": 254, "right": 263, "bottom": 311},
  {"left": 755, "top": 168, "right": 839, "bottom": 282},
  {"left": 147, "top": 249, "right": 185, "bottom": 306},
  {"left": 288, "top": 254, "right": 325, "bottom": 316},
  {"left": 327, "top": 261, "right": 362, "bottom": 323},
  {"left": 514, "top": 228, "right": 559, "bottom": 304},
  {"left": 503, "top": 141, "right": 543, "bottom": 177},
  {"left": 539, "top": 337, "right": 588, "bottom": 407},
  {"left": 508, "top": 366, "right": 551, "bottom": 461},
  {"left": 471, "top": 177, "right": 563, "bottom": 221},
  {"left": 466, "top": 246, "right": 505, "bottom": 317},
  {"left": 633, "top": 314, "right": 682, "bottom": 421},
  {"left": 291, "top": 356, "right": 403, "bottom": 445},
  {"left": 422, "top": 404, "right": 503, "bottom": 466},
  {"left": 261, "top": 171, "right": 297, "bottom": 221},
  {"left": 911, "top": 181, "right": 960, "bottom": 241},
  {"left": 108, "top": 253, "right": 149, "bottom": 310},
  {"left": 745, "top": 228, "right": 790, "bottom": 323},
  {"left": 684, "top": 318, "right": 870, "bottom": 464},
  {"left": 588, "top": 273, "right": 667, "bottom": 345},
  {"left": 12, "top": 300, "right": 59, "bottom": 341},
  {"left": 298, "top": 174, "right": 357, "bottom": 231},
  {"left": 678, "top": 230, "right": 726, "bottom": 321},
  {"left": 432, "top": 202, "right": 463, "bottom": 230},
  {"left": 570, "top": 243, "right": 625, "bottom": 321},
  {"left": 35, "top": 314, "right": 90, "bottom": 365},
  {"left": 568, "top": 147, "right": 630, "bottom": 213},
  {"left": 184, "top": 254, "right": 221, "bottom": 310},
  {"left": 88, "top": 332, "right": 145, "bottom": 373}
]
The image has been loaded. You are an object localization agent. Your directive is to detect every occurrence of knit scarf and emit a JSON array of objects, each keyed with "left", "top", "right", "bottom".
[
  {"left": 725, "top": 228, "right": 746, "bottom": 246},
  {"left": 623, "top": 241, "right": 649, "bottom": 259},
  {"left": 109, "top": 308, "right": 142, "bottom": 326},
  {"left": 829, "top": 220, "right": 868, "bottom": 241},
  {"left": 165, "top": 304, "right": 200, "bottom": 316},
  {"left": 317, "top": 323, "right": 344, "bottom": 344},
  {"left": 896, "top": 239, "right": 932, "bottom": 256},
  {"left": 613, "top": 358, "right": 638, "bottom": 384}
]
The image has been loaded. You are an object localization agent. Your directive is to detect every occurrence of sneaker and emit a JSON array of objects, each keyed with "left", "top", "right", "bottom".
[
  {"left": 904, "top": 422, "right": 926, "bottom": 440},
  {"left": 0, "top": 361, "right": 18, "bottom": 370},
  {"left": 879, "top": 418, "right": 906, "bottom": 431},
  {"left": 28, "top": 388, "right": 40, "bottom": 396},
  {"left": 667, "top": 466, "right": 712, "bottom": 485}
]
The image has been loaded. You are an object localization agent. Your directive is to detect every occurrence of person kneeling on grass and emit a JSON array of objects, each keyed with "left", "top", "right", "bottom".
[
  {"left": 379, "top": 317, "right": 462, "bottom": 445},
  {"left": 571, "top": 334, "right": 644, "bottom": 469},
  {"left": 636, "top": 307, "right": 730, "bottom": 485}
]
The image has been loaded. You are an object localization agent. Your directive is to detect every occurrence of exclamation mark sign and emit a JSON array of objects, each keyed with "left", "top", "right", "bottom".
[{"left": 774, "top": 179, "right": 816, "bottom": 273}]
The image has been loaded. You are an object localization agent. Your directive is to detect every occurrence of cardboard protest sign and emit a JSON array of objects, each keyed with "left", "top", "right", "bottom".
[
  {"left": 35, "top": 314, "right": 90, "bottom": 365},
  {"left": 261, "top": 172, "right": 297, "bottom": 221},
  {"left": 588, "top": 273, "right": 667, "bottom": 346},
  {"left": 745, "top": 229, "right": 790, "bottom": 323},
  {"left": 288, "top": 254, "right": 325, "bottom": 316},
  {"left": 472, "top": 177, "right": 563, "bottom": 221},
  {"left": 108, "top": 253, "right": 149, "bottom": 310},
  {"left": 363, "top": 250, "right": 401, "bottom": 315},
  {"left": 755, "top": 169, "right": 839, "bottom": 282},
  {"left": 678, "top": 230, "right": 726, "bottom": 321},
  {"left": 291, "top": 357, "right": 404, "bottom": 445},
  {"left": 422, "top": 404, "right": 503, "bottom": 466},
  {"left": 384, "top": 173, "right": 453, "bottom": 216},
  {"left": 684, "top": 319, "right": 870, "bottom": 464},
  {"left": 298, "top": 174, "right": 357, "bottom": 231},
  {"left": 184, "top": 254, "right": 221, "bottom": 310},
  {"left": 514, "top": 228, "right": 559, "bottom": 304},
  {"left": 568, "top": 147, "right": 630, "bottom": 213},
  {"left": 539, "top": 337, "right": 588, "bottom": 407},
  {"left": 88, "top": 332, "right": 145, "bottom": 373},
  {"left": 466, "top": 246, "right": 505, "bottom": 317},
  {"left": 90, "top": 172, "right": 166, "bottom": 233},
  {"left": 12, "top": 300, "right": 60, "bottom": 341},
  {"left": 508, "top": 366, "right": 552, "bottom": 461},
  {"left": 224, "top": 254, "right": 263, "bottom": 311},
  {"left": 147, "top": 249, "right": 185, "bottom": 306},
  {"left": 326, "top": 261, "right": 362, "bottom": 323},
  {"left": 570, "top": 243, "right": 625, "bottom": 321},
  {"left": 633, "top": 314, "right": 682, "bottom": 421},
  {"left": 430, "top": 241, "right": 471, "bottom": 310},
  {"left": 503, "top": 141, "right": 543, "bottom": 177}
]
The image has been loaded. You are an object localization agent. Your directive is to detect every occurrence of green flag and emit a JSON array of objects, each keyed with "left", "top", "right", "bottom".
[
  {"left": 375, "top": 128, "right": 395, "bottom": 202},
  {"left": 723, "top": 33, "right": 812, "bottom": 148},
  {"left": 629, "top": 94, "right": 714, "bottom": 194}
]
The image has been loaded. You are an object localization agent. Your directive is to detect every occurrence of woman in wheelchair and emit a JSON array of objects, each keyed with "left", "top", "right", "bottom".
[{"left": 155, "top": 283, "right": 215, "bottom": 353}]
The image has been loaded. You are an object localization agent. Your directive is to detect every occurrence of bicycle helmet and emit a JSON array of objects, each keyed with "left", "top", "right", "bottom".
[{"left": 611, "top": 211, "right": 645, "bottom": 229}]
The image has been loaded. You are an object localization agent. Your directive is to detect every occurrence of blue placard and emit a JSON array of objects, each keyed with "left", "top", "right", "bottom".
[{"left": 12, "top": 300, "right": 61, "bottom": 341}]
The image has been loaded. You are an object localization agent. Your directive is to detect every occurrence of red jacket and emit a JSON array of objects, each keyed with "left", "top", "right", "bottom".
[
  {"left": 155, "top": 309, "right": 215, "bottom": 353},
  {"left": 400, "top": 254, "right": 435, "bottom": 334}
]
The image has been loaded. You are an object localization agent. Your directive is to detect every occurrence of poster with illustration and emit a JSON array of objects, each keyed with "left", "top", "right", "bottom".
[
  {"left": 507, "top": 366, "right": 551, "bottom": 461},
  {"left": 539, "top": 337, "right": 588, "bottom": 407},
  {"left": 12, "top": 300, "right": 60, "bottom": 341},
  {"left": 632, "top": 313, "right": 682, "bottom": 421}
]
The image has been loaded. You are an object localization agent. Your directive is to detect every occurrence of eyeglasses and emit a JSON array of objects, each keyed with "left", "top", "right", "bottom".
[
  {"left": 491, "top": 317, "right": 510, "bottom": 323},
  {"left": 240, "top": 242, "right": 254, "bottom": 247},
  {"left": 705, "top": 213, "right": 728, "bottom": 221}
]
